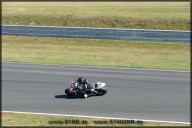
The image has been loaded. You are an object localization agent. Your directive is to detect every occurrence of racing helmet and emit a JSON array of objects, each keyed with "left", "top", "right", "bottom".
[{"left": 77, "top": 77, "right": 84, "bottom": 84}]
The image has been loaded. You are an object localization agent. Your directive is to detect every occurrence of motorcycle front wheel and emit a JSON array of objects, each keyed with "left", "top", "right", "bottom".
[{"left": 96, "top": 88, "right": 107, "bottom": 96}]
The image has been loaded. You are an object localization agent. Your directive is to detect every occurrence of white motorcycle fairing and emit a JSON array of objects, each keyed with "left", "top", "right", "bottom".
[{"left": 95, "top": 82, "right": 106, "bottom": 89}]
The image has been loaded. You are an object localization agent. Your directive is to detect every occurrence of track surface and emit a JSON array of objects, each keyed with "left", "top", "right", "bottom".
[{"left": 2, "top": 62, "right": 190, "bottom": 123}]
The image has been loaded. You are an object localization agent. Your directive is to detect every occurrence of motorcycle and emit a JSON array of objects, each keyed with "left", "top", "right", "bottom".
[{"left": 65, "top": 82, "right": 107, "bottom": 98}]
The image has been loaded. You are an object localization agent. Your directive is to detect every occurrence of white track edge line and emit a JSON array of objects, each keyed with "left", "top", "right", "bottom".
[
  {"left": 3, "top": 24, "right": 190, "bottom": 32},
  {"left": 2, "top": 62, "right": 190, "bottom": 73},
  {"left": 2, "top": 111, "right": 190, "bottom": 125}
]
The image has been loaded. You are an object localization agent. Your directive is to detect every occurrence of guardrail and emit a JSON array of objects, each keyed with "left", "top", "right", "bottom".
[{"left": 2, "top": 25, "right": 190, "bottom": 43}]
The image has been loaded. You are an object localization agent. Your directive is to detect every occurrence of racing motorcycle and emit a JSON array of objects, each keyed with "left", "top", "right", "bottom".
[{"left": 65, "top": 82, "right": 107, "bottom": 98}]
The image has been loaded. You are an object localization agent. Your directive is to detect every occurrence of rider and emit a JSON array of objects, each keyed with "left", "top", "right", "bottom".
[
  {"left": 76, "top": 77, "right": 88, "bottom": 96},
  {"left": 76, "top": 77, "right": 95, "bottom": 98}
]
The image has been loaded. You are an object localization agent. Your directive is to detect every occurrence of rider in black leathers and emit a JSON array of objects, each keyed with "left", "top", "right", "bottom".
[
  {"left": 77, "top": 77, "right": 89, "bottom": 93},
  {"left": 76, "top": 77, "right": 93, "bottom": 97}
]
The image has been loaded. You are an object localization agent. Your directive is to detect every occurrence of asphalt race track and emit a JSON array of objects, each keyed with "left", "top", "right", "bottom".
[{"left": 2, "top": 62, "right": 190, "bottom": 123}]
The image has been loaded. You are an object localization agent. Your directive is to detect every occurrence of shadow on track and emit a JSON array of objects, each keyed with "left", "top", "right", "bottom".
[{"left": 54, "top": 95, "right": 84, "bottom": 99}]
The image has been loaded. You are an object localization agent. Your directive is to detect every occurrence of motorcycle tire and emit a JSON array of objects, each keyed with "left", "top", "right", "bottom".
[
  {"left": 65, "top": 89, "right": 70, "bottom": 95},
  {"left": 96, "top": 88, "right": 107, "bottom": 96}
]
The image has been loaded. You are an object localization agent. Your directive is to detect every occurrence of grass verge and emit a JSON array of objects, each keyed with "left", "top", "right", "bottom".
[
  {"left": 2, "top": 2, "right": 190, "bottom": 30},
  {"left": 2, "top": 35, "right": 190, "bottom": 71},
  {"left": 2, "top": 112, "right": 190, "bottom": 126}
]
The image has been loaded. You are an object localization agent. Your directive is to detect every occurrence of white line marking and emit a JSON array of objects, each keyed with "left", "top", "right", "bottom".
[
  {"left": 2, "top": 62, "right": 190, "bottom": 73},
  {"left": 2, "top": 111, "right": 190, "bottom": 125},
  {"left": 3, "top": 24, "right": 190, "bottom": 32}
]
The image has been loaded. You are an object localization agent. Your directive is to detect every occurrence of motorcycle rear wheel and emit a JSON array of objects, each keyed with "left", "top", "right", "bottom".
[{"left": 65, "top": 89, "right": 70, "bottom": 95}]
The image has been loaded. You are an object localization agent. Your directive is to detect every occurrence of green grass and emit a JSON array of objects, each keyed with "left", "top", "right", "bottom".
[
  {"left": 2, "top": 35, "right": 190, "bottom": 71},
  {"left": 2, "top": 112, "right": 190, "bottom": 126},
  {"left": 2, "top": 2, "right": 190, "bottom": 30}
]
